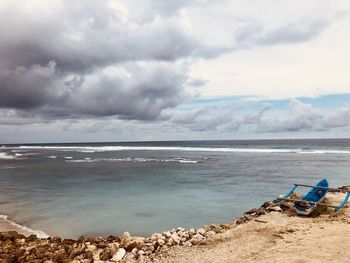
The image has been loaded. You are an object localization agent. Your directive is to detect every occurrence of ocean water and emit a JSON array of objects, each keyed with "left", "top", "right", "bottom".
[{"left": 0, "top": 139, "right": 350, "bottom": 238}]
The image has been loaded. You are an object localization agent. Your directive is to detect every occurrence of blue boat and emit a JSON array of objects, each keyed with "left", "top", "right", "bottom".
[
  {"left": 276, "top": 179, "right": 350, "bottom": 215},
  {"left": 294, "top": 179, "right": 329, "bottom": 215}
]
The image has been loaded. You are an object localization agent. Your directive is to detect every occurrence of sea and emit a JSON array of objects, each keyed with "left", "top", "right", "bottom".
[{"left": 0, "top": 139, "right": 350, "bottom": 238}]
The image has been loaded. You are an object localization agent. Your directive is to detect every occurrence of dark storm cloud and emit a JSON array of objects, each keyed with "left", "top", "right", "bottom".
[
  {"left": 62, "top": 62, "right": 189, "bottom": 120},
  {"left": 0, "top": 0, "right": 334, "bottom": 125},
  {"left": 0, "top": 61, "right": 189, "bottom": 121},
  {"left": 0, "top": 1, "right": 199, "bottom": 120},
  {"left": 0, "top": 1, "right": 199, "bottom": 72},
  {"left": 0, "top": 62, "right": 60, "bottom": 109}
]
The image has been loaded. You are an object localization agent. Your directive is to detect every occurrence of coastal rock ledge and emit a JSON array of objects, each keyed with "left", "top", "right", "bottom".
[{"left": 1, "top": 186, "right": 349, "bottom": 263}]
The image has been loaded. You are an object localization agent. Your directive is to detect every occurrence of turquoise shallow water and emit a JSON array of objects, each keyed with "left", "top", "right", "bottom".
[{"left": 0, "top": 139, "right": 350, "bottom": 238}]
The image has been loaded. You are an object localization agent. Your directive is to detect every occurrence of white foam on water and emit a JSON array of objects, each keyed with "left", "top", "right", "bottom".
[
  {"left": 48, "top": 155, "right": 57, "bottom": 159},
  {"left": 9, "top": 145, "right": 350, "bottom": 154},
  {"left": 66, "top": 157, "right": 199, "bottom": 163},
  {"left": 0, "top": 152, "right": 16, "bottom": 159},
  {"left": 66, "top": 159, "right": 94, "bottom": 163},
  {"left": 178, "top": 160, "right": 198, "bottom": 163},
  {"left": 0, "top": 166, "right": 22, "bottom": 169},
  {"left": 0, "top": 215, "right": 49, "bottom": 238},
  {"left": 298, "top": 150, "right": 350, "bottom": 154}
]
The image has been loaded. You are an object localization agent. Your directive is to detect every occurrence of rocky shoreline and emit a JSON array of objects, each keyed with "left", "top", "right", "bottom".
[
  {"left": 0, "top": 202, "right": 284, "bottom": 262},
  {"left": 1, "top": 185, "right": 349, "bottom": 263}
]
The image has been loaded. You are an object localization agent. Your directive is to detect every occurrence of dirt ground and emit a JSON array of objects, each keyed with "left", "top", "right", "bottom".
[{"left": 148, "top": 193, "right": 350, "bottom": 263}]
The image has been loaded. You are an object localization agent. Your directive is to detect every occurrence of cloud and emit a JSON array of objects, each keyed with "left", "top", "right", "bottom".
[
  {"left": 0, "top": 109, "right": 45, "bottom": 125},
  {"left": 321, "top": 105, "right": 350, "bottom": 128},
  {"left": 0, "top": 1, "right": 200, "bottom": 71},
  {"left": 169, "top": 102, "right": 271, "bottom": 132},
  {"left": 0, "top": 61, "right": 189, "bottom": 120},
  {"left": 0, "top": 61, "right": 60, "bottom": 109},
  {"left": 256, "top": 100, "right": 323, "bottom": 132},
  {"left": 251, "top": 100, "right": 350, "bottom": 133},
  {"left": 62, "top": 61, "right": 190, "bottom": 120},
  {"left": 0, "top": 0, "right": 342, "bottom": 131},
  {"left": 0, "top": 1, "right": 202, "bottom": 121},
  {"left": 167, "top": 99, "right": 350, "bottom": 134},
  {"left": 235, "top": 18, "right": 330, "bottom": 48}
]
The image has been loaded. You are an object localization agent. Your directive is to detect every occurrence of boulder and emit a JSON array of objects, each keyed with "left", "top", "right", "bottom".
[
  {"left": 170, "top": 233, "right": 180, "bottom": 244},
  {"left": 14, "top": 248, "right": 25, "bottom": 259},
  {"left": 157, "top": 239, "right": 165, "bottom": 246},
  {"left": 190, "top": 234, "right": 204, "bottom": 245},
  {"left": 50, "top": 236, "right": 62, "bottom": 243},
  {"left": 244, "top": 208, "right": 258, "bottom": 215},
  {"left": 151, "top": 233, "right": 163, "bottom": 241},
  {"left": 123, "top": 236, "right": 145, "bottom": 251},
  {"left": 162, "top": 231, "right": 171, "bottom": 238},
  {"left": 197, "top": 228, "right": 206, "bottom": 235},
  {"left": 86, "top": 236, "right": 104, "bottom": 244},
  {"left": 99, "top": 247, "right": 115, "bottom": 261},
  {"left": 236, "top": 217, "right": 247, "bottom": 224},
  {"left": 93, "top": 248, "right": 102, "bottom": 261},
  {"left": 26, "top": 235, "right": 38, "bottom": 242},
  {"left": 107, "top": 242, "right": 120, "bottom": 251},
  {"left": 261, "top": 201, "right": 276, "bottom": 209},
  {"left": 111, "top": 248, "right": 126, "bottom": 262},
  {"left": 268, "top": 206, "right": 282, "bottom": 212},
  {"left": 86, "top": 244, "right": 97, "bottom": 252},
  {"left": 107, "top": 235, "right": 121, "bottom": 242},
  {"left": 256, "top": 208, "right": 267, "bottom": 216},
  {"left": 189, "top": 228, "right": 196, "bottom": 235},
  {"left": 205, "top": 231, "right": 216, "bottom": 237},
  {"left": 53, "top": 249, "right": 67, "bottom": 262},
  {"left": 62, "top": 238, "right": 76, "bottom": 245},
  {"left": 122, "top": 232, "right": 131, "bottom": 239}
]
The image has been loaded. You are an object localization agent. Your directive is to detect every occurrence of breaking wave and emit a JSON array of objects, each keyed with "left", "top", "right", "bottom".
[
  {"left": 0, "top": 152, "right": 17, "bottom": 159},
  {"left": 0, "top": 215, "right": 49, "bottom": 238},
  {"left": 13, "top": 145, "right": 350, "bottom": 154},
  {"left": 66, "top": 157, "right": 199, "bottom": 163}
]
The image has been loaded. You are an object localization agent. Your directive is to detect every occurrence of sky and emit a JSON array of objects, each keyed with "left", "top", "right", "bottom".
[{"left": 1, "top": 0, "right": 350, "bottom": 143}]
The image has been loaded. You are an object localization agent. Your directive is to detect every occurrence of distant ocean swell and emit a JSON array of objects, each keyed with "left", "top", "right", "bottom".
[{"left": 8, "top": 145, "right": 350, "bottom": 154}]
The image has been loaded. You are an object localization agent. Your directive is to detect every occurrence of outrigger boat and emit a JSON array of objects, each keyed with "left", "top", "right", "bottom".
[{"left": 276, "top": 179, "right": 350, "bottom": 215}]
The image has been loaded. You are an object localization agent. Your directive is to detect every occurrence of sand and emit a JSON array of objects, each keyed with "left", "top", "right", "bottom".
[{"left": 147, "top": 192, "right": 350, "bottom": 263}]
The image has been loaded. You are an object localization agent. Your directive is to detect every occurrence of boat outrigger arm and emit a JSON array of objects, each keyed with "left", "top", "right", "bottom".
[{"left": 276, "top": 183, "right": 350, "bottom": 214}]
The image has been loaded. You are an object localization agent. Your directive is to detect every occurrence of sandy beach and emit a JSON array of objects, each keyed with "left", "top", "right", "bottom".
[
  {"left": 0, "top": 190, "right": 349, "bottom": 262},
  {"left": 152, "top": 192, "right": 350, "bottom": 263}
]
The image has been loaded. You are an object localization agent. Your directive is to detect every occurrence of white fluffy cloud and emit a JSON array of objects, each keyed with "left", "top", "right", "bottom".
[{"left": 165, "top": 98, "right": 350, "bottom": 134}]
